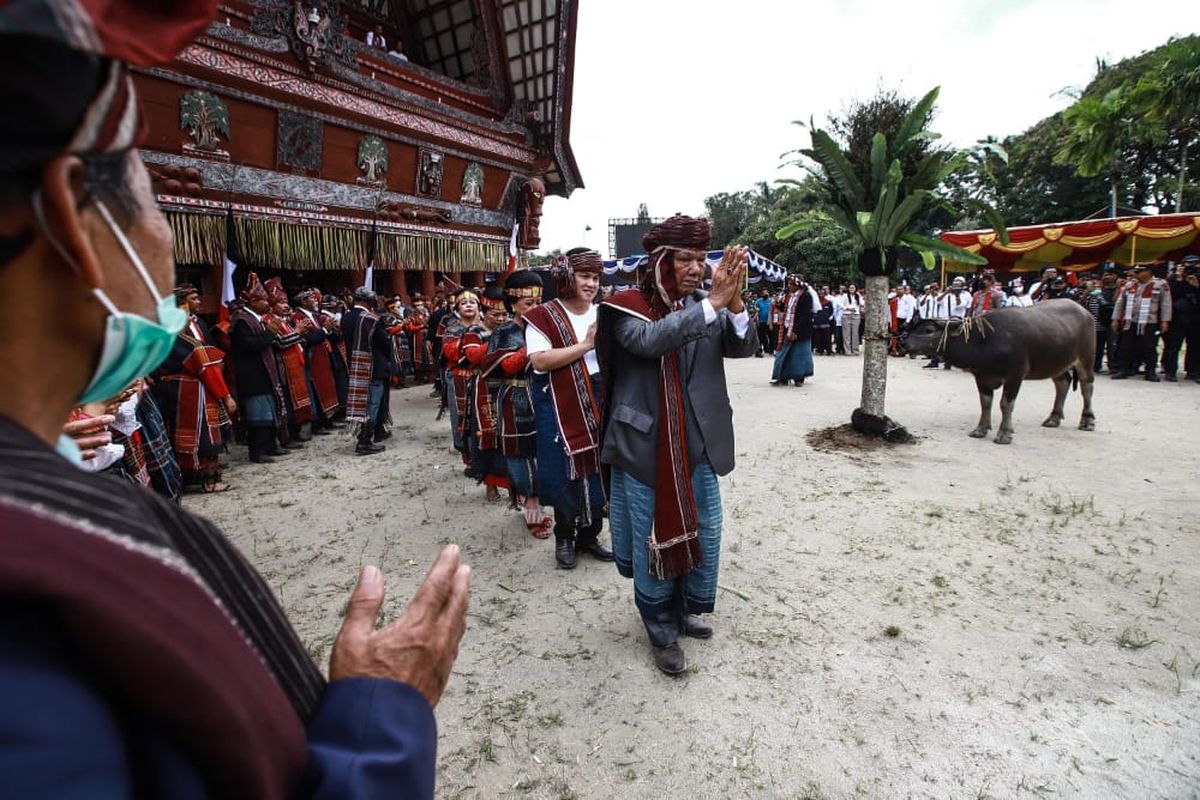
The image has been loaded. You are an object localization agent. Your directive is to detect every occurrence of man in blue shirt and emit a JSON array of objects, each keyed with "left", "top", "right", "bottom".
[{"left": 755, "top": 290, "right": 775, "bottom": 356}]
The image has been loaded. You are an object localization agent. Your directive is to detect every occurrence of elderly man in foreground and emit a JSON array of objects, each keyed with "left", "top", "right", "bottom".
[{"left": 0, "top": 3, "right": 468, "bottom": 797}]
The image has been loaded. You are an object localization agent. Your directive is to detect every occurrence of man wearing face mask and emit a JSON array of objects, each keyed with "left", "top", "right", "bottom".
[
  {"left": 597, "top": 216, "right": 758, "bottom": 675},
  {"left": 0, "top": 4, "right": 469, "bottom": 797}
]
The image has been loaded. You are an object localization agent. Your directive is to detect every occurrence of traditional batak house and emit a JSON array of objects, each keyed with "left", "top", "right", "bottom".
[{"left": 135, "top": 0, "right": 581, "bottom": 310}]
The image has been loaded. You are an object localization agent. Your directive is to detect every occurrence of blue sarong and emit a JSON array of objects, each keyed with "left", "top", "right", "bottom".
[
  {"left": 771, "top": 338, "right": 814, "bottom": 382},
  {"left": 610, "top": 462, "right": 723, "bottom": 617},
  {"left": 242, "top": 394, "right": 277, "bottom": 429},
  {"left": 531, "top": 372, "right": 605, "bottom": 527}
]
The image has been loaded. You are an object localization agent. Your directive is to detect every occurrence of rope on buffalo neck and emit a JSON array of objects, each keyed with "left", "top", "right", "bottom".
[{"left": 937, "top": 315, "right": 993, "bottom": 353}]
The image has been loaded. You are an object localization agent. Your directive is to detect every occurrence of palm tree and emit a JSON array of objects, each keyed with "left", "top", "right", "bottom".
[
  {"left": 777, "top": 87, "right": 1006, "bottom": 438},
  {"left": 1055, "top": 84, "right": 1163, "bottom": 217}
]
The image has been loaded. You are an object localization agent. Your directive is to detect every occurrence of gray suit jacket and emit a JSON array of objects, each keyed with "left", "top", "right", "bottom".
[{"left": 598, "top": 291, "right": 758, "bottom": 487}]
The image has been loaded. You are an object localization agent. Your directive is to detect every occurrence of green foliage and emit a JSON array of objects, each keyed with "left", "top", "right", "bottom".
[
  {"left": 779, "top": 86, "right": 1002, "bottom": 273},
  {"left": 527, "top": 248, "right": 562, "bottom": 267}
]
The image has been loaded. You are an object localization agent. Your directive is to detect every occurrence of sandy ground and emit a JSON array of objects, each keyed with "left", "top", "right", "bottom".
[{"left": 188, "top": 352, "right": 1200, "bottom": 799}]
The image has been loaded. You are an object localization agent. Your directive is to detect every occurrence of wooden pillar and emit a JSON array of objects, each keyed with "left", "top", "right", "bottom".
[
  {"left": 199, "top": 262, "right": 223, "bottom": 315},
  {"left": 389, "top": 269, "right": 406, "bottom": 300},
  {"left": 349, "top": 269, "right": 365, "bottom": 291},
  {"left": 421, "top": 270, "right": 436, "bottom": 298}
]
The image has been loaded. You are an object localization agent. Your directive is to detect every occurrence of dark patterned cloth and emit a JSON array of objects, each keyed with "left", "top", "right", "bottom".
[{"left": 0, "top": 415, "right": 320, "bottom": 797}]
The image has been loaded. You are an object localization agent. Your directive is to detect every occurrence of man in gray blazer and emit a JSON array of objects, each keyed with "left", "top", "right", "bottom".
[{"left": 597, "top": 215, "right": 758, "bottom": 676}]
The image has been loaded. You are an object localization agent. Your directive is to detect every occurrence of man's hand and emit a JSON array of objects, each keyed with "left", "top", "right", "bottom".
[
  {"left": 709, "top": 246, "right": 748, "bottom": 312},
  {"left": 1112, "top": 320, "right": 1121, "bottom": 333},
  {"left": 222, "top": 396, "right": 238, "bottom": 417},
  {"left": 1160, "top": 321, "right": 1169, "bottom": 334},
  {"left": 583, "top": 322, "right": 597, "bottom": 350},
  {"left": 788, "top": 331, "right": 797, "bottom": 342},
  {"left": 330, "top": 545, "right": 471, "bottom": 708},
  {"left": 62, "top": 415, "right": 114, "bottom": 461}
]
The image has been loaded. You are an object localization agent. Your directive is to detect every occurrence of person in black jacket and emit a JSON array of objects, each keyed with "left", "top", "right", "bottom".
[
  {"left": 230, "top": 273, "right": 290, "bottom": 463},
  {"left": 1162, "top": 263, "right": 1200, "bottom": 381},
  {"left": 770, "top": 273, "right": 816, "bottom": 386}
]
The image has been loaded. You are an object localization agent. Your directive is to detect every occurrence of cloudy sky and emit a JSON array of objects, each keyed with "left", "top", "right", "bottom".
[{"left": 538, "top": 0, "right": 1194, "bottom": 256}]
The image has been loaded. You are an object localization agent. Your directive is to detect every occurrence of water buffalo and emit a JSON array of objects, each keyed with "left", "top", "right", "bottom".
[{"left": 901, "top": 300, "right": 1095, "bottom": 444}]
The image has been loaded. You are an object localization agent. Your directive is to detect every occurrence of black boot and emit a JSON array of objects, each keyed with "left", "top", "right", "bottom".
[
  {"left": 555, "top": 537, "right": 577, "bottom": 569},
  {"left": 356, "top": 422, "right": 385, "bottom": 455},
  {"left": 642, "top": 613, "right": 686, "bottom": 676},
  {"left": 575, "top": 520, "right": 614, "bottom": 561},
  {"left": 265, "top": 430, "right": 290, "bottom": 457},
  {"left": 248, "top": 428, "right": 275, "bottom": 464},
  {"left": 681, "top": 614, "right": 713, "bottom": 639}
]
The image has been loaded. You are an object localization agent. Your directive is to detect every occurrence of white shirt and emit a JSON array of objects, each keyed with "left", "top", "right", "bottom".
[
  {"left": 829, "top": 294, "right": 844, "bottom": 324},
  {"left": 837, "top": 293, "right": 864, "bottom": 315},
  {"left": 945, "top": 289, "right": 972, "bottom": 319},
  {"left": 1004, "top": 292, "right": 1032, "bottom": 308},
  {"left": 526, "top": 302, "right": 600, "bottom": 375},
  {"left": 896, "top": 294, "right": 917, "bottom": 321},
  {"left": 703, "top": 299, "right": 752, "bottom": 339}
]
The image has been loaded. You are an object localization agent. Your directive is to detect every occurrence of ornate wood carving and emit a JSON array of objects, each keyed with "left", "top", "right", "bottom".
[
  {"left": 277, "top": 111, "right": 324, "bottom": 174},
  {"left": 356, "top": 135, "right": 388, "bottom": 187},
  {"left": 179, "top": 91, "right": 231, "bottom": 161},
  {"left": 460, "top": 162, "right": 484, "bottom": 206},
  {"left": 148, "top": 163, "right": 205, "bottom": 196},
  {"left": 518, "top": 177, "right": 544, "bottom": 249},
  {"left": 377, "top": 199, "right": 452, "bottom": 225},
  {"left": 415, "top": 147, "right": 443, "bottom": 199},
  {"left": 250, "top": 0, "right": 355, "bottom": 74}
]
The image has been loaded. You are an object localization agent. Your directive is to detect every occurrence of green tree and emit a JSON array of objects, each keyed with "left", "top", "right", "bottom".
[
  {"left": 778, "top": 87, "right": 1004, "bottom": 438},
  {"left": 527, "top": 247, "right": 562, "bottom": 267}
]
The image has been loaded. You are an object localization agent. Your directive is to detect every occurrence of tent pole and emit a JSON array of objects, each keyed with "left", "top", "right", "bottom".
[{"left": 1130, "top": 233, "right": 1137, "bottom": 266}]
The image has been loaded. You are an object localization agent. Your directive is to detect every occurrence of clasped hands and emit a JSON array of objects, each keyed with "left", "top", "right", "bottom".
[{"left": 707, "top": 245, "right": 748, "bottom": 314}]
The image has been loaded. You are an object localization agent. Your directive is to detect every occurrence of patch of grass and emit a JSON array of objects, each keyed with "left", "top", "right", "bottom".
[
  {"left": 1116, "top": 627, "right": 1158, "bottom": 650},
  {"left": 884, "top": 625, "right": 901, "bottom": 638}
]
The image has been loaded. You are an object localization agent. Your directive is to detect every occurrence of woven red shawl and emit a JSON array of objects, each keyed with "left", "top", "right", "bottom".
[
  {"left": 524, "top": 300, "right": 602, "bottom": 480},
  {"left": 171, "top": 344, "right": 226, "bottom": 472},
  {"left": 272, "top": 317, "right": 313, "bottom": 424},
  {"left": 601, "top": 289, "right": 701, "bottom": 581}
]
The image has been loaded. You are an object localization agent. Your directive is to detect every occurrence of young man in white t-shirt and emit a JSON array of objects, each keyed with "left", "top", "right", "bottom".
[{"left": 523, "top": 249, "right": 613, "bottom": 569}]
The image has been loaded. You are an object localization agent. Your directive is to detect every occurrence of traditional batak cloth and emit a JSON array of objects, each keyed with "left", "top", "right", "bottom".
[
  {"left": 525, "top": 296, "right": 603, "bottom": 481},
  {"left": 293, "top": 303, "right": 340, "bottom": 418},
  {"left": 969, "top": 287, "right": 1005, "bottom": 316},
  {"left": 1117, "top": 278, "right": 1172, "bottom": 333},
  {"left": 135, "top": 390, "right": 182, "bottom": 500},
  {"left": 345, "top": 308, "right": 380, "bottom": 423},
  {"left": 265, "top": 278, "right": 313, "bottom": 425},
  {"left": 772, "top": 286, "right": 815, "bottom": 383},
  {"left": 153, "top": 308, "right": 231, "bottom": 477},
  {"left": 481, "top": 321, "right": 536, "bottom": 497},
  {"left": 0, "top": 417, "right": 321, "bottom": 799},
  {"left": 601, "top": 217, "right": 709, "bottom": 580}
]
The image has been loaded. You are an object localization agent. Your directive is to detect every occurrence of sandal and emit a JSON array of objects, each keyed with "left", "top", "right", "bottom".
[
  {"left": 527, "top": 517, "right": 553, "bottom": 539},
  {"left": 201, "top": 480, "right": 232, "bottom": 494},
  {"left": 486, "top": 485, "right": 501, "bottom": 502}
]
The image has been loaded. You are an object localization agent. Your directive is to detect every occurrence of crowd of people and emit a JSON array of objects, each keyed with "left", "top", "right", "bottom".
[{"left": 745, "top": 258, "right": 1200, "bottom": 383}]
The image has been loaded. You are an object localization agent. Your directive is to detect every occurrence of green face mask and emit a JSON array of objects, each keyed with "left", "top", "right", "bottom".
[{"left": 35, "top": 194, "right": 186, "bottom": 406}]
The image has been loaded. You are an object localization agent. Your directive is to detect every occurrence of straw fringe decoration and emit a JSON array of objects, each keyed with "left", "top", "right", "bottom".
[
  {"left": 374, "top": 232, "right": 507, "bottom": 273},
  {"left": 165, "top": 211, "right": 507, "bottom": 272},
  {"left": 167, "top": 212, "right": 226, "bottom": 265}
]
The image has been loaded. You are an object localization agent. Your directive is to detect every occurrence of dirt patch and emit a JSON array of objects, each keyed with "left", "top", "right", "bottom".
[
  {"left": 805, "top": 421, "right": 917, "bottom": 456},
  {"left": 187, "top": 353, "right": 1200, "bottom": 799}
]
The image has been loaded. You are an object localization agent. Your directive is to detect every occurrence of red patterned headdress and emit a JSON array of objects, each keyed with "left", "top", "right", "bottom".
[
  {"left": 641, "top": 215, "right": 712, "bottom": 308},
  {"left": 554, "top": 248, "right": 602, "bottom": 300},
  {"left": 241, "top": 272, "right": 268, "bottom": 303}
]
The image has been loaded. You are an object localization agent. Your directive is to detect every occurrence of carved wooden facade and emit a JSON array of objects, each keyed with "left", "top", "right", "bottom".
[{"left": 136, "top": 0, "right": 581, "bottom": 302}]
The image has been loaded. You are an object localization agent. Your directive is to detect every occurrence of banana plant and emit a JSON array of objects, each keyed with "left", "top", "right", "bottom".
[
  {"left": 774, "top": 87, "right": 1009, "bottom": 438},
  {"left": 777, "top": 87, "right": 1008, "bottom": 274}
]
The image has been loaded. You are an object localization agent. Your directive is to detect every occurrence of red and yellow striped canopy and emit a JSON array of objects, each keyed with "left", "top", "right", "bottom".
[{"left": 941, "top": 213, "right": 1200, "bottom": 273}]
